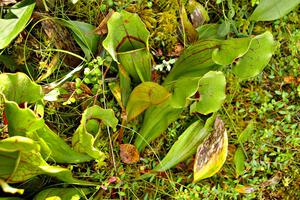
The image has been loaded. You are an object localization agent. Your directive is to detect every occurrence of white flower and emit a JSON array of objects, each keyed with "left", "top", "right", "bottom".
[{"left": 154, "top": 58, "right": 177, "bottom": 72}]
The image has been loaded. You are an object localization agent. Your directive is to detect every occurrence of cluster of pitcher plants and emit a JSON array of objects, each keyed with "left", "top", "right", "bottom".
[{"left": 0, "top": 0, "right": 299, "bottom": 198}]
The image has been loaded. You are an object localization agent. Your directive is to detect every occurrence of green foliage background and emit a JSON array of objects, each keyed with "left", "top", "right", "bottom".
[{"left": 0, "top": 0, "right": 299, "bottom": 199}]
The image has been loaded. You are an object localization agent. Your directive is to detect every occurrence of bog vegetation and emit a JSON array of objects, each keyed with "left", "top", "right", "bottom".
[{"left": 0, "top": 0, "right": 299, "bottom": 199}]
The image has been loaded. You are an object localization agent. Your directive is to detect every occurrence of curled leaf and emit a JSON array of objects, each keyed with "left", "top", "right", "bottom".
[
  {"left": 194, "top": 117, "right": 228, "bottom": 182},
  {"left": 103, "top": 10, "right": 149, "bottom": 61},
  {"left": 103, "top": 10, "right": 151, "bottom": 82},
  {"left": 190, "top": 71, "right": 226, "bottom": 115},
  {"left": 212, "top": 37, "right": 252, "bottom": 65},
  {"left": 117, "top": 48, "right": 152, "bottom": 82},
  {"left": 0, "top": 72, "right": 43, "bottom": 104},
  {"left": 5, "top": 101, "right": 92, "bottom": 163},
  {"left": 0, "top": 179, "right": 24, "bottom": 194},
  {"left": 72, "top": 105, "right": 118, "bottom": 159},
  {"left": 0, "top": 136, "right": 94, "bottom": 185},
  {"left": 5, "top": 101, "right": 44, "bottom": 137},
  {"left": 126, "top": 82, "right": 170, "bottom": 121},
  {"left": 232, "top": 31, "right": 275, "bottom": 80},
  {"left": 168, "top": 77, "right": 199, "bottom": 108}
]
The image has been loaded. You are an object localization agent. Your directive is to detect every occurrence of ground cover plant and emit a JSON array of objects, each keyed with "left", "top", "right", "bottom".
[{"left": 0, "top": 0, "right": 299, "bottom": 199}]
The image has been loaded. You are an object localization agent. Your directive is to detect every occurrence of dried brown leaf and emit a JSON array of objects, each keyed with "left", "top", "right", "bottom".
[
  {"left": 0, "top": 0, "right": 16, "bottom": 6},
  {"left": 120, "top": 144, "right": 140, "bottom": 164}
]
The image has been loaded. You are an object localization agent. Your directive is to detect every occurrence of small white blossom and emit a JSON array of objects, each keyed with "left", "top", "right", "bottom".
[{"left": 154, "top": 58, "right": 177, "bottom": 72}]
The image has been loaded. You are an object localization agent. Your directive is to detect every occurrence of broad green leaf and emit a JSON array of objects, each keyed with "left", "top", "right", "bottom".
[
  {"left": 72, "top": 105, "right": 118, "bottom": 159},
  {"left": 154, "top": 115, "right": 216, "bottom": 171},
  {"left": 0, "top": 72, "right": 43, "bottom": 104},
  {"left": 190, "top": 71, "right": 226, "bottom": 115},
  {"left": 0, "top": 0, "right": 35, "bottom": 49},
  {"left": 103, "top": 10, "right": 151, "bottom": 82},
  {"left": 196, "top": 24, "right": 225, "bottom": 40},
  {"left": 164, "top": 40, "right": 221, "bottom": 83},
  {"left": 232, "top": 31, "right": 275, "bottom": 80},
  {"left": 0, "top": 198, "right": 23, "bottom": 200},
  {"left": 134, "top": 102, "right": 182, "bottom": 152},
  {"left": 238, "top": 121, "right": 255, "bottom": 143},
  {"left": 212, "top": 37, "right": 252, "bottom": 65},
  {"left": 135, "top": 40, "right": 222, "bottom": 151},
  {"left": 250, "top": 0, "right": 300, "bottom": 21},
  {"left": 168, "top": 78, "right": 200, "bottom": 108},
  {"left": 194, "top": 117, "right": 228, "bottom": 182},
  {"left": 126, "top": 82, "right": 170, "bottom": 121},
  {"left": 217, "top": 20, "right": 231, "bottom": 37},
  {"left": 234, "top": 147, "right": 245, "bottom": 177},
  {"left": 33, "top": 188, "right": 92, "bottom": 200},
  {"left": 135, "top": 40, "right": 223, "bottom": 151},
  {"left": 60, "top": 20, "right": 100, "bottom": 60},
  {"left": 5, "top": 101, "right": 93, "bottom": 163},
  {"left": 0, "top": 137, "right": 94, "bottom": 185}
]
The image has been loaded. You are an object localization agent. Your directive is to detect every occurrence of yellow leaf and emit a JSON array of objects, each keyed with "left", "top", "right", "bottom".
[
  {"left": 126, "top": 82, "right": 170, "bottom": 121},
  {"left": 193, "top": 117, "right": 228, "bottom": 182}
]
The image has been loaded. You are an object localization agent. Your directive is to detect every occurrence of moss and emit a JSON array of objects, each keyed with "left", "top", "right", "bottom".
[
  {"left": 154, "top": 0, "right": 180, "bottom": 10},
  {"left": 126, "top": 3, "right": 157, "bottom": 30},
  {"left": 150, "top": 10, "right": 179, "bottom": 52},
  {"left": 125, "top": 0, "right": 181, "bottom": 53}
]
